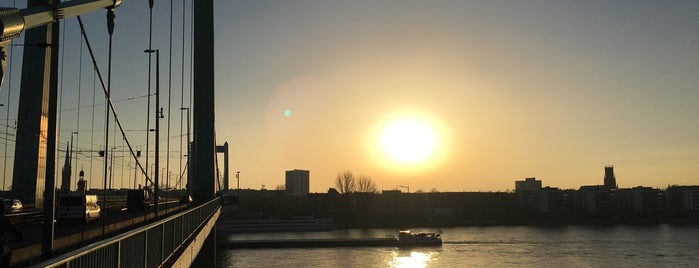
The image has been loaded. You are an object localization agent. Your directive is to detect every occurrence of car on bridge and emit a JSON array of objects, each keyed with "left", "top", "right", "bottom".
[
  {"left": 57, "top": 195, "right": 101, "bottom": 223},
  {"left": 179, "top": 195, "right": 193, "bottom": 206},
  {"left": 1, "top": 198, "right": 23, "bottom": 214},
  {"left": 127, "top": 189, "right": 153, "bottom": 211}
]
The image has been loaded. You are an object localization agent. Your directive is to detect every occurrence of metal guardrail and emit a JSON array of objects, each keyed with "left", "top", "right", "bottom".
[
  {"left": 6, "top": 211, "right": 43, "bottom": 225},
  {"left": 30, "top": 198, "right": 221, "bottom": 268}
]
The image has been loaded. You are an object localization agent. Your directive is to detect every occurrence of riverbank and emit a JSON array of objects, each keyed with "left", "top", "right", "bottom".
[{"left": 332, "top": 211, "right": 699, "bottom": 229}]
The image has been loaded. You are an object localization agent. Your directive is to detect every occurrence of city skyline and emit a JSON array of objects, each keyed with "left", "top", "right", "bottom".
[
  {"left": 0, "top": 1, "right": 697, "bottom": 193},
  {"left": 215, "top": 1, "right": 699, "bottom": 192}
]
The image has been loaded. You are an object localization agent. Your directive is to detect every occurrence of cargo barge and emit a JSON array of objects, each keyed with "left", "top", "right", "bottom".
[{"left": 220, "top": 230, "right": 442, "bottom": 249}]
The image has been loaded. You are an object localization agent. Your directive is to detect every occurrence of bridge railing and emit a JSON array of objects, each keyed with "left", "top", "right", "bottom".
[{"left": 31, "top": 197, "right": 221, "bottom": 268}]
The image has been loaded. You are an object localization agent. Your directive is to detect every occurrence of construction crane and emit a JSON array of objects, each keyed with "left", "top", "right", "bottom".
[{"left": 396, "top": 185, "right": 410, "bottom": 193}]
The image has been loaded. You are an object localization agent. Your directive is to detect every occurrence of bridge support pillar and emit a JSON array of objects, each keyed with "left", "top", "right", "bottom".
[
  {"left": 12, "top": 0, "right": 60, "bottom": 209},
  {"left": 215, "top": 142, "right": 229, "bottom": 193},
  {"left": 193, "top": 0, "right": 215, "bottom": 204}
]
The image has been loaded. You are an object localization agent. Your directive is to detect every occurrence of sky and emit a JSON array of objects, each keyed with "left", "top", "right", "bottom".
[{"left": 0, "top": 0, "right": 697, "bottom": 193}]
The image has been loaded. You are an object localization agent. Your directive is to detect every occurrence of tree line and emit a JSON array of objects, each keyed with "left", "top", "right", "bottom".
[{"left": 334, "top": 170, "right": 377, "bottom": 194}]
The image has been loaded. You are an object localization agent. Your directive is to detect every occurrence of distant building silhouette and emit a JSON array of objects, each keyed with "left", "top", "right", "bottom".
[
  {"left": 578, "top": 185, "right": 616, "bottom": 212},
  {"left": 666, "top": 185, "right": 699, "bottom": 211},
  {"left": 60, "top": 143, "right": 71, "bottom": 195},
  {"left": 604, "top": 165, "right": 618, "bottom": 189},
  {"left": 509, "top": 165, "right": 681, "bottom": 213},
  {"left": 573, "top": 166, "right": 620, "bottom": 212},
  {"left": 624, "top": 186, "right": 665, "bottom": 212},
  {"left": 538, "top": 187, "right": 574, "bottom": 213},
  {"left": 77, "top": 169, "right": 87, "bottom": 194},
  {"left": 515, "top": 177, "right": 542, "bottom": 192},
  {"left": 515, "top": 177, "right": 542, "bottom": 209},
  {"left": 285, "top": 169, "right": 310, "bottom": 196}
]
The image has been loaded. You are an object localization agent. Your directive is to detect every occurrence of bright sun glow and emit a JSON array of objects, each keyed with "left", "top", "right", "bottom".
[{"left": 380, "top": 118, "right": 436, "bottom": 165}]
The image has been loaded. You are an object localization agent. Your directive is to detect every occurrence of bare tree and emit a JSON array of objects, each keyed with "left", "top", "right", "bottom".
[
  {"left": 335, "top": 170, "right": 356, "bottom": 194},
  {"left": 356, "top": 175, "right": 377, "bottom": 193}
]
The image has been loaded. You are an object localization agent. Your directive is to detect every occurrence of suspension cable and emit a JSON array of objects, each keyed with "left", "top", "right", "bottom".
[
  {"left": 166, "top": 0, "right": 173, "bottom": 190},
  {"left": 146, "top": 0, "right": 154, "bottom": 189},
  {"left": 61, "top": 94, "right": 152, "bottom": 112},
  {"left": 57, "top": 14, "right": 67, "bottom": 188},
  {"left": 178, "top": 0, "right": 186, "bottom": 190},
  {"left": 76, "top": 16, "right": 153, "bottom": 186},
  {"left": 74, "top": 19, "right": 84, "bottom": 187},
  {"left": 102, "top": 8, "right": 116, "bottom": 237},
  {"left": 90, "top": 66, "right": 96, "bottom": 190}
]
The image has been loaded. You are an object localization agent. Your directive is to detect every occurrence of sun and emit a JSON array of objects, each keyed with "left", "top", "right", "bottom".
[{"left": 379, "top": 118, "right": 437, "bottom": 165}]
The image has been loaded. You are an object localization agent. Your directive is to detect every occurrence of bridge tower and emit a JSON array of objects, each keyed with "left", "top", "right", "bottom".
[
  {"left": 192, "top": 1, "right": 217, "bottom": 267},
  {"left": 216, "top": 142, "right": 229, "bottom": 192},
  {"left": 192, "top": 0, "right": 216, "bottom": 204},
  {"left": 11, "top": 0, "right": 61, "bottom": 209}
]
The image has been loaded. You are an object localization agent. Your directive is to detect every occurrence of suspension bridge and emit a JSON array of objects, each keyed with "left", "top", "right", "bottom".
[{"left": 0, "top": 0, "right": 225, "bottom": 266}]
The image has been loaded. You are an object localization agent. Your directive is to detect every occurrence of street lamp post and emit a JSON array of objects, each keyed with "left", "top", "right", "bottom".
[
  {"left": 236, "top": 171, "right": 240, "bottom": 197},
  {"left": 134, "top": 148, "right": 140, "bottom": 189},
  {"left": 150, "top": 163, "right": 155, "bottom": 185},
  {"left": 145, "top": 48, "right": 160, "bottom": 218},
  {"left": 110, "top": 146, "right": 117, "bottom": 190},
  {"left": 70, "top": 131, "right": 78, "bottom": 190},
  {"left": 180, "top": 107, "right": 190, "bottom": 195},
  {"left": 1, "top": 103, "right": 6, "bottom": 191}
]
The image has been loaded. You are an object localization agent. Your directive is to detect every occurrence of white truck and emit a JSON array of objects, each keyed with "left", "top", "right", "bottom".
[{"left": 57, "top": 195, "right": 101, "bottom": 223}]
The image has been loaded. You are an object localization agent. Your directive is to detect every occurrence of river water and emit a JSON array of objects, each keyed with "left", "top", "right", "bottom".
[{"left": 217, "top": 224, "right": 699, "bottom": 267}]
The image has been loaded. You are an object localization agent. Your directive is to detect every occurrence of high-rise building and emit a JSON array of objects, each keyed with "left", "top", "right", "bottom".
[
  {"left": 515, "top": 177, "right": 542, "bottom": 192},
  {"left": 603, "top": 165, "right": 618, "bottom": 189},
  {"left": 285, "top": 169, "right": 310, "bottom": 196},
  {"left": 515, "top": 177, "right": 542, "bottom": 209}
]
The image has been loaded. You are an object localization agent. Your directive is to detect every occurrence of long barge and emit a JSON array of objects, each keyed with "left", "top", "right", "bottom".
[
  {"left": 219, "top": 230, "right": 442, "bottom": 249},
  {"left": 220, "top": 237, "right": 442, "bottom": 249}
]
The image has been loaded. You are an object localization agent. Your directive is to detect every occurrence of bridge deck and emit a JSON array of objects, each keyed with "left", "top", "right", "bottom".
[{"left": 9, "top": 202, "right": 187, "bottom": 266}]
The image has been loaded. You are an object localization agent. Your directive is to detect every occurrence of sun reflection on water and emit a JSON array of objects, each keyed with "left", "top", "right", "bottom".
[{"left": 388, "top": 251, "right": 437, "bottom": 268}]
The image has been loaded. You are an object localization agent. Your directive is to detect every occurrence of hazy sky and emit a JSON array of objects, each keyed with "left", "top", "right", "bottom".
[{"left": 0, "top": 1, "right": 697, "bottom": 193}]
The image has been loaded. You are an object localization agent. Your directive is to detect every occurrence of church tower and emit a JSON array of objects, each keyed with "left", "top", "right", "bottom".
[{"left": 603, "top": 165, "right": 618, "bottom": 189}]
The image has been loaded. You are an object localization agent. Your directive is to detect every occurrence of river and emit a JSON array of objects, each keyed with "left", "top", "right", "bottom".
[{"left": 217, "top": 224, "right": 699, "bottom": 267}]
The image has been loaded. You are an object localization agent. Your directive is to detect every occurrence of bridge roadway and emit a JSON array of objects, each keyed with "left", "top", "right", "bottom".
[{"left": 8, "top": 200, "right": 188, "bottom": 266}]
